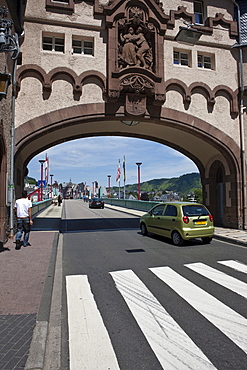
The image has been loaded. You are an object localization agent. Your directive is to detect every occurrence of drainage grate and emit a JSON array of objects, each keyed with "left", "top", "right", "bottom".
[{"left": 126, "top": 248, "right": 145, "bottom": 253}]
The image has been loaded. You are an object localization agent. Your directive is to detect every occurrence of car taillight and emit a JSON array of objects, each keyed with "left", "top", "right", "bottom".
[
  {"left": 209, "top": 215, "right": 213, "bottom": 222},
  {"left": 183, "top": 216, "right": 189, "bottom": 224}
]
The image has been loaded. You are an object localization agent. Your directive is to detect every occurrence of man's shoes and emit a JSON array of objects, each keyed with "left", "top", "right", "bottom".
[
  {"left": 23, "top": 242, "right": 31, "bottom": 247},
  {"left": 15, "top": 240, "right": 21, "bottom": 250}
]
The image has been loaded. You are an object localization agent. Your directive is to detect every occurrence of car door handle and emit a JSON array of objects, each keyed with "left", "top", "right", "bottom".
[
  {"left": 172, "top": 219, "right": 175, "bottom": 221},
  {"left": 157, "top": 217, "right": 160, "bottom": 219}
]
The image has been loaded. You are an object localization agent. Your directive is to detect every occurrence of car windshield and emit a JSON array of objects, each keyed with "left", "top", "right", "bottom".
[
  {"left": 92, "top": 198, "right": 102, "bottom": 201},
  {"left": 182, "top": 205, "right": 209, "bottom": 217}
]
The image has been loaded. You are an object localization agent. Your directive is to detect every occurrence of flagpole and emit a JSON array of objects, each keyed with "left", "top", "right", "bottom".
[{"left": 123, "top": 156, "right": 126, "bottom": 199}]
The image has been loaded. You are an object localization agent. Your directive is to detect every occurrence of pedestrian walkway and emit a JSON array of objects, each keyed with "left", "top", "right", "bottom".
[
  {"left": 0, "top": 202, "right": 246, "bottom": 370},
  {"left": 0, "top": 203, "right": 62, "bottom": 370}
]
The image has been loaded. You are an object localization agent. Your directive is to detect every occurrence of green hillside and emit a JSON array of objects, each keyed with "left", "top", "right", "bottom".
[{"left": 113, "top": 172, "right": 201, "bottom": 195}]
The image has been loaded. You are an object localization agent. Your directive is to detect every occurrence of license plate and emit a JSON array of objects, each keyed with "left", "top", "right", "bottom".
[{"left": 195, "top": 221, "right": 206, "bottom": 225}]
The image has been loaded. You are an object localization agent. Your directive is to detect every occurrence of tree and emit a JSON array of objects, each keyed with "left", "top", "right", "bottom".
[{"left": 193, "top": 188, "right": 203, "bottom": 203}]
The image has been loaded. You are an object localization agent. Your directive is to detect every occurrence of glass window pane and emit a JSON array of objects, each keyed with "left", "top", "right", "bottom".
[
  {"left": 43, "top": 37, "right": 52, "bottom": 44},
  {"left": 173, "top": 51, "right": 179, "bottom": 64},
  {"left": 84, "top": 48, "right": 93, "bottom": 55},
  {"left": 194, "top": 2, "right": 202, "bottom": 13},
  {"left": 55, "top": 38, "right": 64, "bottom": 45},
  {"left": 84, "top": 41, "right": 92, "bottom": 48},
  {"left": 72, "top": 40, "right": 81, "bottom": 47},
  {"left": 73, "top": 47, "right": 81, "bottom": 54},
  {"left": 43, "top": 44, "right": 52, "bottom": 51},
  {"left": 55, "top": 45, "right": 64, "bottom": 52}
]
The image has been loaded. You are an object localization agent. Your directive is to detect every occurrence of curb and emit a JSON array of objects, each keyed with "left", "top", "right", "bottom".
[
  {"left": 24, "top": 232, "right": 60, "bottom": 370},
  {"left": 213, "top": 234, "right": 247, "bottom": 247}
]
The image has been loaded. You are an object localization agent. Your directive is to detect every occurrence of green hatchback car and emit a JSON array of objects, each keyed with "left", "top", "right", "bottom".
[{"left": 140, "top": 202, "right": 214, "bottom": 246}]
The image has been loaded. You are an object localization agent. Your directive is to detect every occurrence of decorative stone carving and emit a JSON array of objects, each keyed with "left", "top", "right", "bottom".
[
  {"left": 120, "top": 75, "right": 154, "bottom": 95},
  {"left": 95, "top": 0, "right": 168, "bottom": 115},
  {"left": 125, "top": 94, "right": 147, "bottom": 116}
]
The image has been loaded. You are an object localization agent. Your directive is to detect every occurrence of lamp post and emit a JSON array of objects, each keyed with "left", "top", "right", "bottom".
[
  {"left": 107, "top": 175, "right": 111, "bottom": 198},
  {"left": 231, "top": 0, "right": 246, "bottom": 229},
  {"left": 39, "top": 160, "right": 45, "bottom": 201},
  {"left": 92, "top": 181, "right": 94, "bottom": 197},
  {"left": 136, "top": 162, "right": 142, "bottom": 201},
  {"left": 50, "top": 174, "right": 54, "bottom": 199}
]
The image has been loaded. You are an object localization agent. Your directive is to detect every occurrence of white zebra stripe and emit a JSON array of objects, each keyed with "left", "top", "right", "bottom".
[
  {"left": 110, "top": 269, "right": 215, "bottom": 370},
  {"left": 185, "top": 262, "right": 247, "bottom": 298},
  {"left": 150, "top": 266, "right": 247, "bottom": 355},
  {"left": 217, "top": 260, "right": 247, "bottom": 274},
  {"left": 66, "top": 275, "right": 120, "bottom": 370}
]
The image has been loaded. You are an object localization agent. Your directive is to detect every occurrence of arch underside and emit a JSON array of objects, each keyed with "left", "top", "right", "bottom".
[{"left": 15, "top": 103, "right": 242, "bottom": 228}]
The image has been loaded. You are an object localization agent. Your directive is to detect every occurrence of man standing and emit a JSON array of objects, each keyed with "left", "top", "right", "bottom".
[{"left": 14, "top": 190, "right": 33, "bottom": 250}]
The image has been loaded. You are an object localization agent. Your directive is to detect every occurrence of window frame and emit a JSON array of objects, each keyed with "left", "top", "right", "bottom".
[
  {"left": 42, "top": 33, "right": 65, "bottom": 53},
  {"left": 197, "top": 53, "right": 214, "bottom": 70},
  {"left": 173, "top": 50, "right": 191, "bottom": 67},
  {"left": 46, "top": 0, "right": 74, "bottom": 12},
  {"left": 72, "top": 37, "right": 94, "bottom": 56},
  {"left": 194, "top": 0, "right": 204, "bottom": 25}
]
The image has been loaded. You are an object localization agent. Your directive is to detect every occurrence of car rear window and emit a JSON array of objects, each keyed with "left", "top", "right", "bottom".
[{"left": 182, "top": 205, "right": 210, "bottom": 216}]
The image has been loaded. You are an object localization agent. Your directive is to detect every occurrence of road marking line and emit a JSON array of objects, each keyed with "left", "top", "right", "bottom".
[
  {"left": 66, "top": 275, "right": 120, "bottom": 370},
  {"left": 217, "top": 260, "right": 247, "bottom": 274},
  {"left": 110, "top": 269, "right": 215, "bottom": 370},
  {"left": 150, "top": 266, "right": 247, "bottom": 354},
  {"left": 185, "top": 262, "right": 247, "bottom": 299}
]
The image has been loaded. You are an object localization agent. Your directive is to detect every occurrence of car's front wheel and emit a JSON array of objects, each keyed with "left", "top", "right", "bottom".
[
  {"left": 172, "top": 231, "right": 184, "bottom": 246},
  {"left": 140, "top": 223, "right": 148, "bottom": 236}
]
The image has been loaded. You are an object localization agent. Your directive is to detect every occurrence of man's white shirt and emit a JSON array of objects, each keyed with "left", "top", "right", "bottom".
[{"left": 15, "top": 198, "right": 32, "bottom": 218}]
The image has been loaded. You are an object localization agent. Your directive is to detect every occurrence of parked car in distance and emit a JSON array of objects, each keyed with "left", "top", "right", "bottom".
[
  {"left": 140, "top": 202, "right": 214, "bottom": 246},
  {"left": 89, "top": 198, "right": 104, "bottom": 209}
]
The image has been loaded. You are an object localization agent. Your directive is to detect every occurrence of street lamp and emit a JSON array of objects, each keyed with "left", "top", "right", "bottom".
[
  {"left": 0, "top": 72, "right": 10, "bottom": 97},
  {"left": 50, "top": 174, "right": 54, "bottom": 199},
  {"left": 39, "top": 160, "right": 45, "bottom": 201},
  {"left": 175, "top": 22, "right": 202, "bottom": 45},
  {"left": 136, "top": 162, "right": 142, "bottom": 201},
  {"left": 107, "top": 175, "right": 111, "bottom": 198}
]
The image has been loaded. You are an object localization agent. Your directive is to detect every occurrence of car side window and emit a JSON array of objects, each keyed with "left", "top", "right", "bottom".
[
  {"left": 164, "top": 205, "right": 177, "bottom": 217},
  {"left": 152, "top": 205, "right": 165, "bottom": 216}
]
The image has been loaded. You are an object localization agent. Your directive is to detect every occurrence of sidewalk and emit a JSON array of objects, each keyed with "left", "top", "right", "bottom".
[
  {"left": 0, "top": 204, "right": 62, "bottom": 370},
  {"left": 0, "top": 202, "right": 246, "bottom": 370}
]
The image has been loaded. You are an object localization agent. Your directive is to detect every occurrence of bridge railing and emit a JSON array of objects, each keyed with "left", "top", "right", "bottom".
[
  {"left": 32, "top": 199, "right": 53, "bottom": 216},
  {"left": 103, "top": 198, "right": 159, "bottom": 212}
]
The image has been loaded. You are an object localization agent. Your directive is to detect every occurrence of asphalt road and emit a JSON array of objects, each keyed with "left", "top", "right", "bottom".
[{"left": 61, "top": 200, "right": 247, "bottom": 370}]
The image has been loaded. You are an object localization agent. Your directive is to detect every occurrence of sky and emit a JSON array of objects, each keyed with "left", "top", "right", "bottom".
[{"left": 27, "top": 136, "right": 199, "bottom": 188}]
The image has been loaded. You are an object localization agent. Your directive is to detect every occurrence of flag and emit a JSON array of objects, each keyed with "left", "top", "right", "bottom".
[
  {"left": 45, "top": 154, "right": 49, "bottom": 187},
  {"left": 123, "top": 156, "right": 126, "bottom": 182},
  {"left": 116, "top": 160, "right": 121, "bottom": 182}
]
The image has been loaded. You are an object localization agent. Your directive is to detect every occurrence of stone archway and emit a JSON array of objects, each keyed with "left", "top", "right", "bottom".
[{"left": 14, "top": 102, "right": 241, "bottom": 228}]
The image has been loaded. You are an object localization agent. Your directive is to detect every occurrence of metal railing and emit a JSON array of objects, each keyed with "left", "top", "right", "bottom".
[{"left": 103, "top": 198, "right": 159, "bottom": 212}]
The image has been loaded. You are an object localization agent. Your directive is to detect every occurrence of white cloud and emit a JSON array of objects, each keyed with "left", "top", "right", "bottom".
[{"left": 28, "top": 136, "right": 198, "bottom": 185}]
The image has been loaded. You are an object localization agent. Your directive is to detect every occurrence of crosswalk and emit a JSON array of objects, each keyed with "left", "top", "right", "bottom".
[{"left": 66, "top": 260, "right": 247, "bottom": 370}]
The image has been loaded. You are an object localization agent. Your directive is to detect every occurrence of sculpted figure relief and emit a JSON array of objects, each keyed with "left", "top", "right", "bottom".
[{"left": 119, "top": 26, "right": 153, "bottom": 70}]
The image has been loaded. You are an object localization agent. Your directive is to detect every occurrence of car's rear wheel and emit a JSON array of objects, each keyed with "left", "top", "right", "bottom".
[
  {"left": 140, "top": 223, "right": 148, "bottom": 236},
  {"left": 201, "top": 237, "right": 212, "bottom": 244},
  {"left": 172, "top": 231, "right": 184, "bottom": 246}
]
